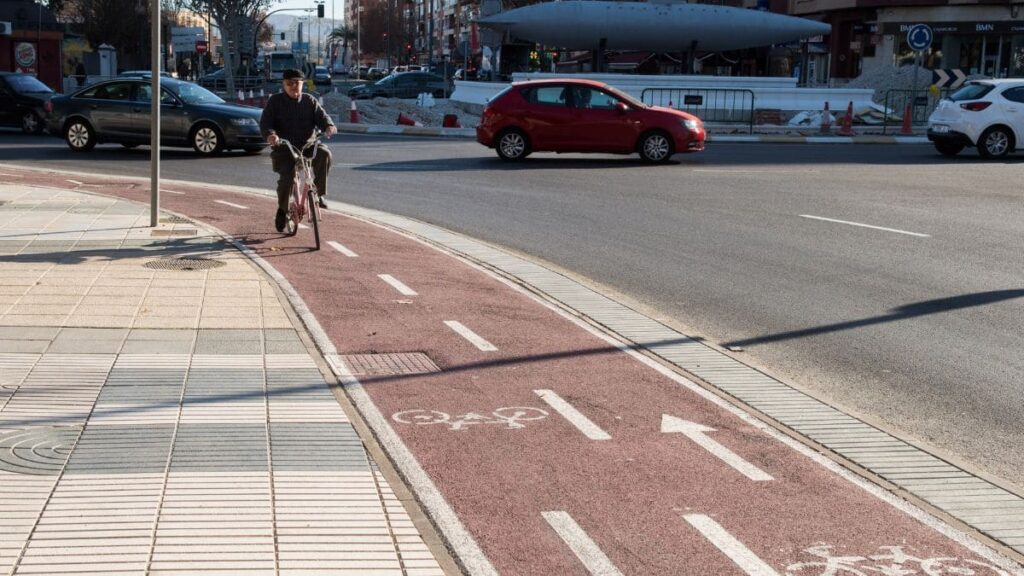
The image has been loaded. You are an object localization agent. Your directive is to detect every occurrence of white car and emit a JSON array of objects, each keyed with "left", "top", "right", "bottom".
[{"left": 927, "top": 79, "right": 1024, "bottom": 158}]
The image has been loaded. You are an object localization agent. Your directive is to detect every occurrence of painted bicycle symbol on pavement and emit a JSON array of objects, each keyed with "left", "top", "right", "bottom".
[
  {"left": 392, "top": 407, "right": 549, "bottom": 431},
  {"left": 785, "top": 544, "right": 1012, "bottom": 576}
]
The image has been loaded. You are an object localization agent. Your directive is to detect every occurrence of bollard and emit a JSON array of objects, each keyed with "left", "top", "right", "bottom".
[
  {"left": 819, "top": 101, "right": 831, "bottom": 134},
  {"left": 237, "top": 89, "right": 244, "bottom": 103},
  {"left": 349, "top": 100, "right": 359, "bottom": 123},
  {"left": 442, "top": 114, "right": 460, "bottom": 128}
]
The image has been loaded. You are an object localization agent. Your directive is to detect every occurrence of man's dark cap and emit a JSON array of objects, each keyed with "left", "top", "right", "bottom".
[{"left": 283, "top": 69, "right": 305, "bottom": 80}]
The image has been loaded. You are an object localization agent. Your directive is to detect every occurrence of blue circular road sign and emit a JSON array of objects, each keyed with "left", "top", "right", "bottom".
[{"left": 907, "top": 24, "right": 933, "bottom": 52}]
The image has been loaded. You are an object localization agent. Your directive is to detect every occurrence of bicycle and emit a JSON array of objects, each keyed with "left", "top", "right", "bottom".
[{"left": 275, "top": 131, "right": 324, "bottom": 250}]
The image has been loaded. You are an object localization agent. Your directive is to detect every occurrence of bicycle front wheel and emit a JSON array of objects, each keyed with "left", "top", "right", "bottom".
[
  {"left": 307, "top": 189, "right": 320, "bottom": 250},
  {"left": 286, "top": 182, "right": 300, "bottom": 237}
]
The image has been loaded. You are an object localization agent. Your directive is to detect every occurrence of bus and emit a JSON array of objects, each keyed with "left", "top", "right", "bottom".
[{"left": 266, "top": 51, "right": 300, "bottom": 81}]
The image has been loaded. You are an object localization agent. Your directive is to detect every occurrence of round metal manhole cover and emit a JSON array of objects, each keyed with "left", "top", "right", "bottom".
[
  {"left": 143, "top": 257, "right": 225, "bottom": 271},
  {"left": 0, "top": 426, "right": 80, "bottom": 475}
]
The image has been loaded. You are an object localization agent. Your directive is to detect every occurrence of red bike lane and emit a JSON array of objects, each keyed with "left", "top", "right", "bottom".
[{"left": 10, "top": 167, "right": 1018, "bottom": 575}]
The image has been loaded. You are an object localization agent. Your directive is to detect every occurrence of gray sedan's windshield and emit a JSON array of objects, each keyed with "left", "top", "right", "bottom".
[{"left": 173, "top": 83, "right": 225, "bottom": 105}]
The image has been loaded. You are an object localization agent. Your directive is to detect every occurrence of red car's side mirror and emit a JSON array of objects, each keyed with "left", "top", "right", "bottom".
[{"left": 615, "top": 102, "right": 629, "bottom": 114}]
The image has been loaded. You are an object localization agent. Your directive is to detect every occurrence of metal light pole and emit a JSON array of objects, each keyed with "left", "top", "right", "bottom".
[
  {"left": 356, "top": 0, "right": 361, "bottom": 78},
  {"left": 150, "top": 0, "right": 161, "bottom": 227}
]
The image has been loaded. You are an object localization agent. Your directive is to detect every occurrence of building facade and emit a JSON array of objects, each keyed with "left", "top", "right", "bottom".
[
  {"left": 0, "top": 0, "right": 63, "bottom": 90},
  {"left": 789, "top": 0, "right": 1024, "bottom": 79}
]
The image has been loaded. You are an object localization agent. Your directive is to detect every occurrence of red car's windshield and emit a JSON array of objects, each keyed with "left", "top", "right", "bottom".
[{"left": 603, "top": 85, "right": 645, "bottom": 108}]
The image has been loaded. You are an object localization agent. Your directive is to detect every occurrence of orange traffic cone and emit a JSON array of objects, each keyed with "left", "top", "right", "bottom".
[
  {"left": 349, "top": 100, "right": 359, "bottom": 123},
  {"left": 442, "top": 114, "right": 460, "bottom": 128},
  {"left": 837, "top": 101, "right": 856, "bottom": 136},
  {"left": 396, "top": 112, "right": 420, "bottom": 126},
  {"left": 900, "top": 103, "right": 913, "bottom": 135},
  {"left": 819, "top": 101, "right": 831, "bottom": 134}
]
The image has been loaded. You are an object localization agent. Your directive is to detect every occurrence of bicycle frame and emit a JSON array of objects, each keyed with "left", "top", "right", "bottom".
[{"left": 276, "top": 133, "right": 323, "bottom": 249}]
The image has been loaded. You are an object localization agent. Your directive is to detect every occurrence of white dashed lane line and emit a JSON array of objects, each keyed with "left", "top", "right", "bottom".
[
  {"left": 65, "top": 179, "right": 84, "bottom": 186},
  {"left": 799, "top": 214, "right": 930, "bottom": 238},
  {"left": 162, "top": 189, "right": 185, "bottom": 195},
  {"left": 327, "top": 240, "right": 359, "bottom": 257},
  {"left": 215, "top": 200, "right": 249, "bottom": 210},
  {"left": 444, "top": 320, "right": 497, "bottom": 352},
  {"left": 683, "top": 514, "right": 780, "bottom": 576},
  {"left": 543, "top": 511, "right": 624, "bottom": 576},
  {"left": 534, "top": 389, "right": 611, "bottom": 441},
  {"left": 378, "top": 274, "right": 418, "bottom": 296}
]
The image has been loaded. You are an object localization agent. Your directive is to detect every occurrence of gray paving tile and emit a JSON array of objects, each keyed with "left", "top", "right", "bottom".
[
  {"left": 47, "top": 339, "right": 124, "bottom": 354},
  {"left": 121, "top": 340, "right": 194, "bottom": 354},
  {"left": 0, "top": 327, "right": 60, "bottom": 340},
  {"left": 126, "top": 329, "right": 196, "bottom": 342},
  {"left": 265, "top": 340, "right": 307, "bottom": 354},
  {"left": 0, "top": 339, "right": 50, "bottom": 353},
  {"left": 193, "top": 340, "right": 262, "bottom": 355}
]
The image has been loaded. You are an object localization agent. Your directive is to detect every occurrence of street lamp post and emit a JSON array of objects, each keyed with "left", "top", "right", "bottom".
[{"left": 356, "top": 0, "right": 361, "bottom": 79}]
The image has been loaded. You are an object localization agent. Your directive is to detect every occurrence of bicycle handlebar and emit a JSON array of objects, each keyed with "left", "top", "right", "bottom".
[{"left": 274, "top": 130, "right": 323, "bottom": 162}]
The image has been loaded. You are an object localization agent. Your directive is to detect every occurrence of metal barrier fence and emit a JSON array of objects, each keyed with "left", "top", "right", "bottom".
[
  {"left": 881, "top": 88, "right": 950, "bottom": 135},
  {"left": 640, "top": 88, "right": 756, "bottom": 133}
]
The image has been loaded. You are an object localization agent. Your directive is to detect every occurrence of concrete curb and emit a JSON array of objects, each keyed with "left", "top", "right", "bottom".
[{"left": 331, "top": 120, "right": 929, "bottom": 144}]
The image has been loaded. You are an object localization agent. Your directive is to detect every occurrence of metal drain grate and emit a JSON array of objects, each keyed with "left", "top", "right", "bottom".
[
  {"left": 0, "top": 426, "right": 80, "bottom": 475},
  {"left": 144, "top": 257, "right": 225, "bottom": 271},
  {"left": 342, "top": 353, "right": 441, "bottom": 376},
  {"left": 160, "top": 215, "right": 192, "bottom": 224}
]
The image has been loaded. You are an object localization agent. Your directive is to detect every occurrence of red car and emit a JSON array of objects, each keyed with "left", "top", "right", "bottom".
[{"left": 476, "top": 79, "right": 705, "bottom": 163}]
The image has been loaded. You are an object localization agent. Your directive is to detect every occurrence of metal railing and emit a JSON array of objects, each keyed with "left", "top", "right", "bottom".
[
  {"left": 881, "top": 88, "right": 950, "bottom": 135},
  {"left": 641, "top": 88, "right": 756, "bottom": 133}
]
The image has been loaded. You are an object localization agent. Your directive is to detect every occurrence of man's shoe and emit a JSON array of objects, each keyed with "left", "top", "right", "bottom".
[
  {"left": 274, "top": 209, "right": 286, "bottom": 232},
  {"left": 317, "top": 197, "right": 328, "bottom": 209}
]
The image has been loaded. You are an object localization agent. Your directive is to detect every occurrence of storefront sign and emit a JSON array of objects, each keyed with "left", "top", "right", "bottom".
[
  {"left": 882, "top": 21, "right": 1024, "bottom": 35},
  {"left": 14, "top": 42, "right": 37, "bottom": 74}
]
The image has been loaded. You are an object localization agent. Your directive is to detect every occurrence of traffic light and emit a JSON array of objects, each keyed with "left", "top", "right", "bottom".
[{"left": 317, "top": 4, "right": 324, "bottom": 18}]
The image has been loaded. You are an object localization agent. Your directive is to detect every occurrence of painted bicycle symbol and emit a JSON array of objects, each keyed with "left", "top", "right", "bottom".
[
  {"left": 785, "top": 544, "right": 1012, "bottom": 576},
  {"left": 392, "top": 407, "right": 549, "bottom": 431}
]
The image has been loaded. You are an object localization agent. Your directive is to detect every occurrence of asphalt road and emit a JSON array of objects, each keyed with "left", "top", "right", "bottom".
[{"left": 3, "top": 130, "right": 1022, "bottom": 493}]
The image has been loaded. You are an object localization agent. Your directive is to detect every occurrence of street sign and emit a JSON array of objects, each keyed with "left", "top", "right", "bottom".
[
  {"left": 195, "top": 40, "right": 208, "bottom": 54},
  {"left": 932, "top": 68, "right": 967, "bottom": 90},
  {"left": 906, "top": 24, "right": 933, "bottom": 52}
]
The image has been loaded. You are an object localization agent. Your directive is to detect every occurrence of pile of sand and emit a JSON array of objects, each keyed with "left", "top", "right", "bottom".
[{"left": 319, "top": 91, "right": 483, "bottom": 127}]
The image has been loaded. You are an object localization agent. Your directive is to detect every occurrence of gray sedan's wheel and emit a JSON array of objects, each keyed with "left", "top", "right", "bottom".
[
  {"left": 65, "top": 119, "right": 96, "bottom": 152},
  {"left": 638, "top": 131, "right": 673, "bottom": 163},
  {"left": 191, "top": 124, "right": 224, "bottom": 156},
  {"left": 496, "top": 129, "right": 530, "bottom": 161},
  {"left": 978, "top": 126, "right": 1012, "bottom": 158},
  {"left": 21, "top": 112, "right": 42, "bottom": 134}
]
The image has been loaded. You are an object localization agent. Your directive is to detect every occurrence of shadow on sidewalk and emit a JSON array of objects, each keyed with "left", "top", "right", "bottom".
[
  {"left": 723, "top": 289, "right": 1024, "bottom": 349},
  {"left": 1, "top": 337, "right": 698, "bottom": 429},
  {"left": 0, "top": 238, "right": 233, "bottom": 265}
]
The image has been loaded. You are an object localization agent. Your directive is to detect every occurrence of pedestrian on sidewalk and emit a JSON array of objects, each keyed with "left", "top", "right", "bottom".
[{"left": 259, "top": 68, "right": 337, "bottom": 232}]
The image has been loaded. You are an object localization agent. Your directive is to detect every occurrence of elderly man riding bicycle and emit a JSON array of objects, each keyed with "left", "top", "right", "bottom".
[{"left": 260, "top": 68, "right": 337, "bottom": 232}]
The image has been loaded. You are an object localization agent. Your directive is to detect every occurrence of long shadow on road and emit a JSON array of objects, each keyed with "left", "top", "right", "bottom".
[{"left": 723, "top": 289, "right": 1024, "bottom": 348}]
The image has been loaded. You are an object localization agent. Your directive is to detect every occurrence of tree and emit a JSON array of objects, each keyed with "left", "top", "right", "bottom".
[
  {"left": 327, "top": 25, "right": 354, "bottom": 69},
  {"left": 185, "top": 0, "right": 272, "bottom": 96}
]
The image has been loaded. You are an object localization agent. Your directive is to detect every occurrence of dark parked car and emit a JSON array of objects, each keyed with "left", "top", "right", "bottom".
[
  {"left": 118, "top": 70, "right": 172, "bottom": 78},
  {"left": 48, "top": 77, "right": 266, "bottom": 155},
  {"left": 347, "top": 72, "right": 451, "bottom": 99},
  {"left": 196, "top": 68, "right": 263, "bottom": 92},
  {"left": 476, "top": 79, "right": 705, "bottom": 163},
  {"left": 313, "top": 66, "right": 331, "bottom": 87},
  {"left": 0, "top": 72, "right": 55, "bottom": 134}
]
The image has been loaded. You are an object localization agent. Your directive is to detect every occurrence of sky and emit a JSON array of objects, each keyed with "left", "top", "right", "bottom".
[{"left": 267, "top": 0, "right": 346, "bottom": 21}]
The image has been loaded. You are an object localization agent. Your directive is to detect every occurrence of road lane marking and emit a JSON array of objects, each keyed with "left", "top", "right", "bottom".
[
  {"left": 162, "top": 189, "right": 185, "bottom": 195},
  {"left": 65, "top": 179, "right": 83, "bottom": 186},
  {"left": 542, "top": 511, "right": 624, "bottom": 576},
  {"left": 298, "top": 223, "right": 309, "bottom": 229},
  {"left": 215, "top": 200, "right": 249, "bottom": 210},
  {"left": 379, "top": 274, "right": 418, "bottom": 296},
  {"left": 683, "top": 514, "right": 781, "bottom": 576},
  {"left": 662, "top": 415, "right": 773, "bottom": 481},
  {"left": 444, "top": 320, "right": 497, "bottom": 352},
  {"left": 534, "top": 390, "right": 611, "bottom": 440},
  {"left": 799, "top": 214, "right": 930, "bottom": 238},
  {"left": 327, "top": 240, "right": 358, "bottom": 257},
  {"left": 693, "top": 169, "right": 820, "bottom": 174}
]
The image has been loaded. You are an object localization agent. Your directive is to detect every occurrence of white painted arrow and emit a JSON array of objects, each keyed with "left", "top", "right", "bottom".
[{"left": 661, "top": 415, "right": 773, "bottom": 481}]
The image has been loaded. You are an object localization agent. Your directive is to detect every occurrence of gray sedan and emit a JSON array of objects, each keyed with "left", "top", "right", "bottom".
[{"left": 48, "top": 77, "right": 267, "bottom": 155}]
